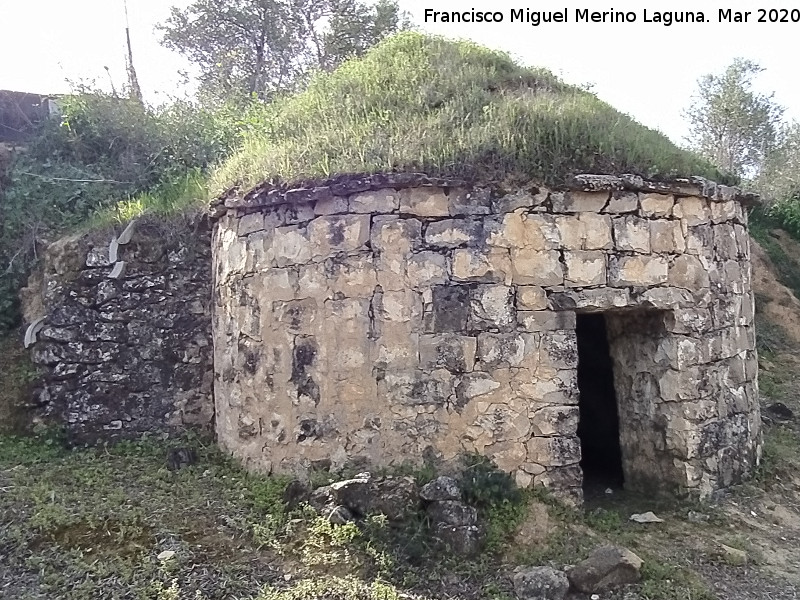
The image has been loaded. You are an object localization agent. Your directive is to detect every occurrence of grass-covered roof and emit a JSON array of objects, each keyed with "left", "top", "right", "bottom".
[{"left": 212, "top": 32, "right": 727, "bottom": 195}]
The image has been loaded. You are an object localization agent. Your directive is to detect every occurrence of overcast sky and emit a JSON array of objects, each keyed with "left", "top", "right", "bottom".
[{"left": 2, "top": 0, "right": 799, "bottom": 145}]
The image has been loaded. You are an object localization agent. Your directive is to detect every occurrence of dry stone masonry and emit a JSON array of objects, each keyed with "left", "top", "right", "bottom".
[
  {"left": 211, "top": 173, "right": 761, "bottom": 500},
  {"left": 21, "top": 218, "right": 214, "bottom": 442}
]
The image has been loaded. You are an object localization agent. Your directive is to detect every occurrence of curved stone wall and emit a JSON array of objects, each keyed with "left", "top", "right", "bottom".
[{"left": 212, "top": 173, "right": 761, "bottom": 499}]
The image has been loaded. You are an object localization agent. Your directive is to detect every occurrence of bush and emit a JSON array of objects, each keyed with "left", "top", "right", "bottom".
[{"left": 0, "top": 89, "right": 267, "bottom": 333}]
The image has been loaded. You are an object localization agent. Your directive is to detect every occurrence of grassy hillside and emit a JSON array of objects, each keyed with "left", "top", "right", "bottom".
[{"left": 210, "top": 32, "right": 728, "bottom": 195}]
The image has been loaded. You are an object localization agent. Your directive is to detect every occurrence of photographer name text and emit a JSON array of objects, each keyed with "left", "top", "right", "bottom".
[{"left": 423, "top": 8, "right": 800, "bottom": 26}]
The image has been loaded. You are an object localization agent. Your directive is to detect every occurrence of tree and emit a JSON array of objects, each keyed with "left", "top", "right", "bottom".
[
  {"left": 158, "top": 0, "right": 408, "bottom": 102},
  {"left": 758, "top": 122, "right": 800, "bottom": 202},
  {"left": 685, "top": 59, "right": 784, "bottom": 177}
]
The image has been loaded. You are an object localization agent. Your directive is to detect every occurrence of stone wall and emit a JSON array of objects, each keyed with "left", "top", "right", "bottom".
[
  {"left": 212, "top": 173, "right": 761, "bottom": 500},
  {"left": 20, "top": 217, "right": 214, "bottom": 442}
]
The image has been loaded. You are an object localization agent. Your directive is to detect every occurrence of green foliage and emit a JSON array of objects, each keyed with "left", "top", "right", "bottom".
[
  {"left": 212, "top": 33, "right": 727, "bottom": 194},
  {"left": 749, "top": 211, "right": 800, "bottom": 299},
  {"left": 256, "top": 576, "right": 407, "bottom": 600},
  {"left": 459, "top": 453, "right": 521, "bottom": 509},
  {"left": 159, "top": 0, "right": 408, "bottom": 101},
  {"left": 639, "top": 561, "right": 715, "bottom": 600},
  {"left": 457, "top": 453, "right": 528, "bottom": 553},
  {"left": 757, "top": 425, "right": 800, "bottom": 484},
  {"left": 0, "top": 90, "right": 266, "bottom": 333},
  {"left": 756, "top": 121, "right": 800, "bottom": 205},
  {"left": 686, "top": 58, "right": 783, "bottom": 177}
]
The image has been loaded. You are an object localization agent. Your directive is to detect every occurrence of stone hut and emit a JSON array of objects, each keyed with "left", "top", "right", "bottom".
[{"left": 211, "top": 172, "right": 761, "bottom": 500}]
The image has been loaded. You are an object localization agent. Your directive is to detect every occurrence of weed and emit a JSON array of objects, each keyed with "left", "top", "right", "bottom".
[
  {"left": 640, "top": 561, "right": 715, "bottom": 600},
  {"left": 210, "top": 33, "right": 726, "bottom": 196}
]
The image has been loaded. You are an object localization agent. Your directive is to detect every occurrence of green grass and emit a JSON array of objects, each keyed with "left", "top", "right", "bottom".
[
  {"left": 210, "top": 32, "right": 729, "bottom": 196},
  {"left": 639, "top": 561, "right": 715, "bottom": 600},
  {"left": 750, "top": 211, "right": 800, "bottom": 300}
]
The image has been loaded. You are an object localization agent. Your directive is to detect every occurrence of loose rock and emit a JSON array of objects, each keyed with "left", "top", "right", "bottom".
[
  {"left": 419, "top": 476, "right": 462, "bottom": 502},
  {"left": 567, "top": 545, "right": 643, "bottom": 593},
  {"left": 513, "top": 565, "right": 569, "bottom": 600}
]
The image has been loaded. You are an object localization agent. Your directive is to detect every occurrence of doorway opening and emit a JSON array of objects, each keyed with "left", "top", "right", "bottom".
[{"left": 575, "top": 313, "right": 624, "bottom": 493}]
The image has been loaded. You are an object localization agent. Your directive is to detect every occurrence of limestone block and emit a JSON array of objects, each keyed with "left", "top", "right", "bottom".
[
  {"left": 519, "top": 311, "right": 577, "bottom": 332},
  {"left": 486, "top": 212, "right": 560, "bottom": 250},
  {"left": 307, "top": 214, "right": 370, "bottom": 258},
  {"left": 243, "top": 230, "right": 275, "bottom": 272},
  {"left": 430, "top": 286, "right": 471, "bottom": 333},
  {"left": 564, "top": 251, "right": 606, "bottom": 287},
  {"left": 668, "top": 255, "right": 710, "bottom": 290},
  {"left": 328, "top": 255, "right": 378, "bottom": 298},
  {"left": 613, "top": 216, "right": 651, "bottom": 253},
  {"left": 511, "top": 249, "right": 564, "bottom": 286},
  {"left": 551, "top": 191, "right": 608, "bottom": 213},
  {"left": 470, "top": 285, "right": 515, "bottom": 330},
  {"left": 517, "top": 286, "right": 548, "bottom": 311},
  {"left": 650, "top": 220, "right": 685, "bottom": 254},
  {"left": 539, "top": 332, "right": 579, "bottom": 369},
  {"left": 734, "top": 225, "right": 750, "bottom": 258},
  {"left": 656, "top": 335, "right": 703, "bottom": 370},
  {"left": 314, "top": 195, "right": 349, "bottom": 215},
  {"left": 640, "top": 194, "right": 675, "bottom": 217},
  {"left": 658, "top": 368, "right": 707, "bottom": 401},
  {"left": 274, "top": 298, "right": 319, "bottom": 335},
  {"left": 251, "top": 268, "right": 297, "bottom": 303},
  {"left": 740, "top": 292, "right": 755, "bottom": 326},
  {"left": 713, "top": 224, "right": 739, "bottom": 261},
  {"left": 379, "top": 370, "right": 453, "bottom": 406},
  {"left": 272, "top": 226, "right": 313, "bottom": 267},
  {"left": 555, "top": 214, "right": 613, "bottom": 251},
  {"left": 378, "top": 289, "right": 423, "bottom": 323},
  {"left": 639, "top": 287, "right": 694, "bottom": 310},
  {"left": 486, "top": 441, "right": 528, "bottom": 472},
  {"left": 603, "top": 192, "right": 638, "bottom": 214},
  {"left": 370, "top": 216, "right": 421, "bottom": 253},
  {"left": 674, "top": 196, "right": 710, "bottom": 226},
  {"left": 710, "top": 200, "right": 739, "bottom": 224},
  {"left": 449, "top": 187, "right": 492, "bottom": 216},
  {"left": 452, "top": 248, "right": 511, "bottom": 283},
  {"left": 399, "top": 187, "right": 450, "bottom": 217},
  {"left": 296, "top": 262, "right": 330, "bottom": 299},
  {"left": 581, "top": 213, "right": 614, "bottom": 250},
  {"left": 238, "top": 212, "right": 265, "bottom": 236},
  {"left": 425, "top": 219, "right": 483, "bottom": 248},
  {"left": 407, "top": 252, "right": 450, "bottom": 287},
  {"left": 374, "top": 325, "right": 419, "bottom": 370},
  {"left": 665, "top": 308, "right": 712, "bottom": 335},
  {"left": 475, "top": 333, "right": 526, "bottom": 368},
  {"left": 472, "top": 401, "right": 531, "bottom": 443},
  {"left": 548, "top": 288, "right": 631, "bottom": 312},
  {"left": 420, "top": 334, "right": 478, "bottom": 373},
  {"left": 608, "top": 256, "right": 668, "bottom": 287},
  {"left": 684, "top": 226, "right": 713, "bottom": 256},
  {"left": 282, "top": 203, "right": 316, "bottom": 225},
  {"left": 526, "top": 436, "right": 581, "bottom": 467},
  {"left": 531, "top": 406, "right": 579, "bottom": 437},
  {"left": 349, "top": 189, "right": 399, "bottom": 213},
  {"left": 493, "top": 188, "right": 548, "bottom": 213},
  {"left": 455, "top": 372, "right": 502, "bottom": 403}
]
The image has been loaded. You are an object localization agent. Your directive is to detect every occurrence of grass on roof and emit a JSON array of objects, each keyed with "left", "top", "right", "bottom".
[{"left": 210, "top": 32, "right": 728, "bottom": 196}]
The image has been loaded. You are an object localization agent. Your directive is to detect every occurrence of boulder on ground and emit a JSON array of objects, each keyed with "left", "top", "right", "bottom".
[
  {"left": 513, "top": 565, "right": 569, "bottom": 600},
  {"left": 420, "top": 475, "right": 462, "bottom": 501},
  {"left": 434, "top": 523, "right": 483, "bottom": 556},
  {"left": 426, "top": 500, "right": 478, "bottom": 526},
  {"left": 567, "top": 545, "right": 643, "bottom": 593}
]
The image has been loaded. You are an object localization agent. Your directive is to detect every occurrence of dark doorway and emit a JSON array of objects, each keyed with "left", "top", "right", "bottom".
[{"left": 575, "top": 313, "right": 624, "bottom": 492}]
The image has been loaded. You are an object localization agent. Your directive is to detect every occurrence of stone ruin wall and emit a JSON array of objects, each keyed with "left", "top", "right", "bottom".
[
  {"left": 212, "top": 173, "right": 761, "bottom": 500},
  {"left": 20, "top": 218, "right": 214, "bottom": 442}
]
